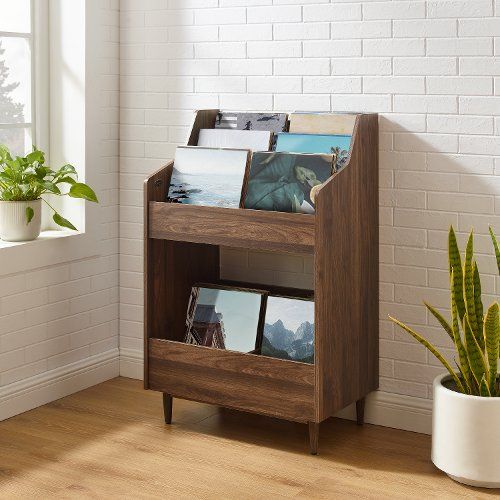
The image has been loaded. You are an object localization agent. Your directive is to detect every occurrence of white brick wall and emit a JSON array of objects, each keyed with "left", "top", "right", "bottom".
[
  {"left": 119, "top": 0, "right": 500, "bottom": 402},
  {"left": 0, "top": 2, "right": 119, "bottom": 391}
]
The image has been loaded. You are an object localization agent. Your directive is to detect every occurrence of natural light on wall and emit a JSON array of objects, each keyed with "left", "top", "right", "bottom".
[{"left": 49, "top": 0, "right": 86, "bottom": 232}]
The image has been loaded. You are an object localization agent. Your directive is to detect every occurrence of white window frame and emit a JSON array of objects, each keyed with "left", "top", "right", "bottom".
[
  {"left": 34, "top": 0, "right": 50, "bottom": 154},
  {"left": 0, "top": 0, "right": 100, "bottom": 275},
  {"left": 0, "top": 0, "right": 48, "bottom": 158}
]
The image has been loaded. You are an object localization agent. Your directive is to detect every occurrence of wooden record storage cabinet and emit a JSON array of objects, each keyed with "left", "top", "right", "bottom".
[{"left": 144, "top": 110, "right": 379, "bottom": 454}]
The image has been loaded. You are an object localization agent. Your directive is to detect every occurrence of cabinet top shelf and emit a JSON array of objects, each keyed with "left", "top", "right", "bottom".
[
  {"left": 145, "top": 110, "right": 378, "bottom": 256},
  {"left": 149, "top": 201, "right": 315, "bottom": 254}
]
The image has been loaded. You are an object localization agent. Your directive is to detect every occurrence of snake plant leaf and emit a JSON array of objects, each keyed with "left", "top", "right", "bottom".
[
  {"left": 424, "top": 302, "right": 453, "bottom": 341},
  {"left": 480, "top": 374, "right": 491, "bottom": 397},
  {"left": 473, "top": 262, "right": 485, "bottom": 351},
  {"left": 464, "top": 232, "right": 480, "bottom": 344},
  {"left": 463, "top": 313, "right": 487, "bottom": 389},
  {"left": 448, "top": 226, "right": 465, "bottom": 321},
  {"left": 455, "top": 362, "right": 473, "bottom": 395},
  {"left": 485, "top": 302, "right": 500, "bottom": 393},
  {"left": 389, "top": 315, "right": 465, "bottom": 393},
  {"left": 451, "top": 270, "right": 473, "bottom": 394},
  {"left": 489, "top": 226, "right": 500, "bottom": 276}
]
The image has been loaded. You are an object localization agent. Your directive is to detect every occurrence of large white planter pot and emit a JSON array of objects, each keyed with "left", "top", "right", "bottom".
[
  {"left": 0, "top": 199, "right": 42, "bottom": 242},
  {"left": 432, "top": 373, "right": 500, "bottom": 488}
]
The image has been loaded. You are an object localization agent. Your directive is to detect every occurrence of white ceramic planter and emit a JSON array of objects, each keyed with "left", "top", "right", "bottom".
[
  {"left": 432, "top": 373, "right": 500, "bottom": 488},
  {"left": 0, "top": 199, "right": 42, "bottom": 242}
]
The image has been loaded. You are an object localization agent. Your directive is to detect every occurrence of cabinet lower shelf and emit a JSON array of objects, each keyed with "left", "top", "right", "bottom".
[{"left": 148, "top": 338, "right": 315, "bottom": 423}]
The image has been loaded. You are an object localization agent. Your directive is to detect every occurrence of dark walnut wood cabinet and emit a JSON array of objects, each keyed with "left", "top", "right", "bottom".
[{"left": 144, "top": 109, "right": 379, "bottom": 454}]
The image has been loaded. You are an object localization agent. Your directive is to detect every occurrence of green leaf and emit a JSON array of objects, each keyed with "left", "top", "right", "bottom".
[
  {"left": 6, "top": 158, "right": 20, "bottom": 170},
  {"left": 56, "top": 164, "right": 77, "bottom": 176},
  {"left": 455, "top": 362, "right": 473, "bottom": 395},
  {"left": 0, "top": 171, "right": 13, "bottom": 182},
  {"left": 473, "top": 262, "right": 485, "bottom": 350},
  {"left": 68, "top": 183, "right": 98, "bottom": 203},
  {"left": 463, "top": 313, "right": 487, "bottom": 389},
  {"left": 451, "top": 270, "right": 474, "bottom": 394},
  {"left": 35, "top": 166, "right": 49, "bottom": 179},
  {"left": 480, "top": 374, "right": 491, "bottom": 397},
  {"left": 25, "top": 206, "right": 34, "bottom": 225},
  {"left": 55, "top": 176, "right": 76, "bottom": 185},
  {"left": 473, "top": 261, "right": 484, "bottom": 336},
  {"left": 489, "top": 226, "right": 500, "bottom": 276},
  {"left": 53, "top": 212, "right": 77, "bottom": 231},
  {"left": 42, "top": 181, "right": 61, "bottom": 195},
  {"left": 449, "top": 226, "right": 465, "bottom": 321},
  {"left": 26, "top": 149, "right": 44, "bottom": 165},
  {"left": 485, "top": 302, "right": 500, "bottom": 394},
  {"left": 424, "top": 302, "right": 453, "bottom": 341},
  {"left": 0, "top": 144, "right": 12, "bottom": 162},
  {"left": 389, "top": 315, "right": 465, "bottom": 393},
  {"left": 464, "top": 232, "right": 480, "bottom": 344}
]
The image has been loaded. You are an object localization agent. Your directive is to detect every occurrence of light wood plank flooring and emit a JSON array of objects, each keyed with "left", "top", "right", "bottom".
[{"left": 0, "top": 377, "right": 497, "bottom": 499}]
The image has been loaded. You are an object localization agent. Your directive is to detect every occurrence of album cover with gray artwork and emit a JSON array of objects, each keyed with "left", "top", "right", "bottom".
[{"left": 215, "top": 112, "right": 287, "bottom": 133}]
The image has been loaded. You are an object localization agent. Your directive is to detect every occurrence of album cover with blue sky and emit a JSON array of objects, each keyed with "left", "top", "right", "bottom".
[
  {"left": 275, "top": 133, "right": 351, "bottom": 170},
  {"left": 184, "top": 285, "right": 266, "bottom": 353},
  {"left": 261, "top": 296, "right": 314, "bottom": 364},
  {"left": 167, "top": 146, "right": 249, "bottom": 208}
]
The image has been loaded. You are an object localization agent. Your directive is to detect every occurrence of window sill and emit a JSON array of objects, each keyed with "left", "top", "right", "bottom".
[
  {"left": 0, "top": 229, "right": 99, "bottom": 276},
  {"left": 0, "top": 229, "right": 75, "bottom": 250}
]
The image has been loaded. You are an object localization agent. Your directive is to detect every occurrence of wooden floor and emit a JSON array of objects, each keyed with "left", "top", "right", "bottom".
[{"left": 0, "top": 378, "right": 496, "bottom": 499}]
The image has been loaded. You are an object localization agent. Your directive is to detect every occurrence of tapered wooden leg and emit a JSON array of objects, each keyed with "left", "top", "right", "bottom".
[
  {"left": 163, "top": 394, "right": 173, "bottom": 424},
  {"left": 356, "top": 397, "right": 365, "bottom": 426},
  {"left": 308, "top": 422, "right": 319, "bottom": 455}
]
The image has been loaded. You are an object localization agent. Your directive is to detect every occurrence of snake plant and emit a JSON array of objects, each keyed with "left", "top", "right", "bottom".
[{"left": 389, "top": 226, "right": 500, "bottom": 397}]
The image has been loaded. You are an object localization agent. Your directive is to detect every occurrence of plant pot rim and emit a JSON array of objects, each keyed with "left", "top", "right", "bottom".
[
  {"left": 435, "top": 373, "right": 499, "bottom": 401},
  {"left": 0, "top": 198, "right": 41, "bottom": 203}
]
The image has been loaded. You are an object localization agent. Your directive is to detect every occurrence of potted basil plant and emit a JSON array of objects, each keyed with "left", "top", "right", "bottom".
[
  {"left": 0, "top": 145, "right": 98, "bottom": 242},
  {"left": 389, "top": 226, "right": 500, "bottom": 488}
]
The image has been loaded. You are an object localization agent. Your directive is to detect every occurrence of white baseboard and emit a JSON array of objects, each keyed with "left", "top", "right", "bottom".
[
  {"left": 335, "top": 391, "right": 432, "bottom": 435},
  {"left": 119, "top": 347, "right": 144, "bottom": 380},
  {"left": 118, "top": 348, "right": 432, "bottom": 435},
  {"left": 0, "top": 348, "right": 119, "bottom": 422}
]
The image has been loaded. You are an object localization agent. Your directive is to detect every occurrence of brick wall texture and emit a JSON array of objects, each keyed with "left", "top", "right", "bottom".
[{"left": 119, "top": 0, "right": 500, "bottom": 401}]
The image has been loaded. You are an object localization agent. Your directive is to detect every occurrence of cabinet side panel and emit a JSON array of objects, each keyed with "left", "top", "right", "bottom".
[
  {"left": 315, "top": 114, "right": 379, "bottom": 421},
  {"left": 164, "top": 241, "right": 220, "bottom": 343},
  {"left": 145, "top": 240, "right": 220, "bottom": 386},
  {"left": 144, "top": 164, "right": 172, "bottom": 388},
  {"left": 187, "top": 109, "right": 219, "bottom": 146}
]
